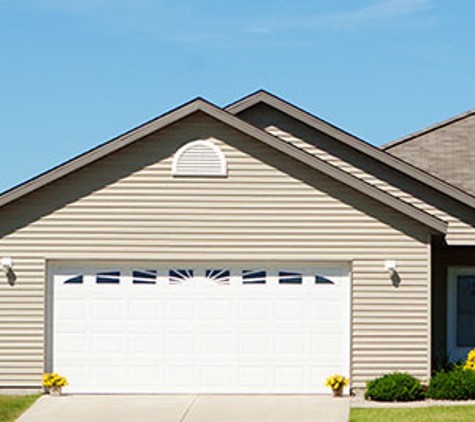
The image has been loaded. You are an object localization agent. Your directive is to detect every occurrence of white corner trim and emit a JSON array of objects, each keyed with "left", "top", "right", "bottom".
[{"left": 172, "top": 140, "right": 227, "bottom": 177}]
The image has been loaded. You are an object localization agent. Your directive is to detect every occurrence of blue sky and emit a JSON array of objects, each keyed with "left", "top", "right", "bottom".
[{"left": 1, "top": 0, "right": 474, "bottom": 193}]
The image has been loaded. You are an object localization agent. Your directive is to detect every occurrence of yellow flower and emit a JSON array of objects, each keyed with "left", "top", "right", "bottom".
[
  {"left": 464, "top": 348, "right": 475, "bottom": 372},
  {"left": 42, "top": 372, "right": 68, "bottom": 388},
  {"left": 325, "top": 373, "right": 350, "bottom": 391}
]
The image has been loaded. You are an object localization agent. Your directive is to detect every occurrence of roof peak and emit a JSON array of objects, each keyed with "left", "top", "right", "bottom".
[
  {"left": 226, "top": 90, "right": 475, "bottom": 211},
  {"left": 0, "top": 92, "right": 446, "bottom": 234}
]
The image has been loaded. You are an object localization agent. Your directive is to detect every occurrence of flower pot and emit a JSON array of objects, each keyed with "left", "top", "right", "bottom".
[
  {"left": 332, "top": 386, "right": 343, "bottom": 397},
  {"left": 49, "top": 386, "right": 62, "bottom": 397}
]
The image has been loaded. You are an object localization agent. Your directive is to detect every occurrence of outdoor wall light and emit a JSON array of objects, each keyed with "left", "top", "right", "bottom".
[
  {"left": 1, "top": 257, "right": 13, "bottom": 272},
  {"left": 385, "top": 260, "right": 400, "bottom": 287},
  {"left": 1, "top": 257, "right": 16, "bottom": 286},
  {"left": 384, "top": 260, "right": 396, "bottom": 276}
]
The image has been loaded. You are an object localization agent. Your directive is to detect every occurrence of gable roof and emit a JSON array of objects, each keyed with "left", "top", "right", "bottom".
[
  {"left": 0, "top": 96, "right": 446, "bottom": 234},
  {"left": 226, "top": 90, "right": 475, "bottom": 211},
  {"left": 382, "top": 107, "right": 475, "bottom": 150},
  {"left": 380, "top": 107, "right": 475, "bottom": 198}
]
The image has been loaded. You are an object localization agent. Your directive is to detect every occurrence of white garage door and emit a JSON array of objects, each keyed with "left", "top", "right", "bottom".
[{"left": 49, "top": 262, "right": 350, "bottom": 394}]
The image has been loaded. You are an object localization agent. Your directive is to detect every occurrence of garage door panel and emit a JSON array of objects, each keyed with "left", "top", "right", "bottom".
[
  {"left": 199, "top": 332, "right": 235, "bottom": 355},
  {"left": 166, "top": 332, "right": 196, "bottom": 355},
  {"left": 238, "top": 332, "right": 271, "bottom": 356},
  {"left": 199, "top": 299, "right": 233, "bottom": 319},
  {"left": 274, "top": 333, "right": 306, "bottom": 356},
  {"left": 91, "top": 333, "right": 125, "bottom": 355},
  {"left": 128, "top": 365, "right": 161, "bottom": 386},
  {"left": 274, "top": 366, "right": 306, "bottom": 390},
  {"left": 165, "top": 300, "right": 195, "bottom": 319},
  {"left": 311, "top": 333, "right": 346, "bottom": 356},
  {"left": 55, "top": 333, "right": 87, "bottom": 354},
  {"left": 128, "top": 299, "right": 164, "bottom": 319},
  {"left": 51, "top": 262, "right": 350, "bottom": 394},
  {"left": 55, "top": 320, "right": 88, "bottom": 335},
  {"left": 238, "top": 300, "right": 270, "bottom": 320},
  {"left": 129, "top": 333, "right": 161, "bottom": 355},
  {"left": 274, "top": 300, "right": 306, "bottom": 319},
  {"left": 311, "top": 299, "right": 342, "bottom": 319},
  {"left": 92, "top": 299, "right": 124, "bottom": 319},
  {"left": 236, "top": 365, "right": 271, "bottom": 389},
  {"left": 90, "top": 365, "right": 124, "bottom": 389},
  {"left": 200, "top": 365, "right": 232, "bottom": 388},
  {"left": 165, "top": 365, "right": 196, "bottom": 387},
  {"left": 55, "top": 364, "right": 88, "bottom": 389},
  {"left": 55, "top": 300, "right": 87, "bottom": 319}
]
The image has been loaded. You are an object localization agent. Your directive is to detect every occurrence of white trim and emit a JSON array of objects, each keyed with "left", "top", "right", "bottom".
[
  {"left": 172, "top": 140, "right": 227, "bottom": 177},
  {"left": 447, "top": 266, "right": 475, "bottom": 361},
  {"left": 426, "top": 237, "right": 432, "bottom": 382}
]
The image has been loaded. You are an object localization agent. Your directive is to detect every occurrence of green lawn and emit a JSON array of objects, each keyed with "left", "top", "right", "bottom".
[
  {"left": 0, "top": 395, "right": 40, "bottom": 422},
  {"left": 351, "top": 406, "right": 475, "bottom": 422}
]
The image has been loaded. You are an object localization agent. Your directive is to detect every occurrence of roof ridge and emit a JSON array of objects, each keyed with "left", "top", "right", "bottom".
[
  {"left": 224, "top": 89, "right": 271, "bottom": 110},
  {"left": 227, "top": 90, "right": 410, "bottom": 154},
  {"left": 382, "top": 107, "right": 475, "bottom": 150}
]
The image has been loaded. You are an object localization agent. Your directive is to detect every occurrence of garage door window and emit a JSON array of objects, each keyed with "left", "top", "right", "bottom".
[
  {"left": 133, "top": 270, "right": 157, "bottom": 284},
  {"left": 242, "top": 269, "right": 266, "bottom": 284},
  {"left": 63, "top": 269, "right": 339, "bottom": 287},
  {"left": 169, "top": 269, "right": 194, "bottom": 284},
  {"left": 315, "top": 274, "right": 334, "bottom": 284},
  {"left": 64, "top": 275, "right": 83, "bottom": 284},
  {"left": 96, "top": 271, "right": 120, "bottom": 284},
  {"left": 205, "top": 269, "right": 230, "bottom": 285},
  {"left": 278, "top": 271, "right": 302, "bottom": 284}
]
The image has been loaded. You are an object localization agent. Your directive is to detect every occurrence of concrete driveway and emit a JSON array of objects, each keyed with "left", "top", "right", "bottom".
[{"left": 18, "top": 395, "right": 350, "bottom": 422}]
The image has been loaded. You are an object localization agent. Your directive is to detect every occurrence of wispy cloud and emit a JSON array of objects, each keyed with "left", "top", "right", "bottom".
[
  {"left": 246, "top": 0, "right": 434, "bottom": 34},
  {"left": 13, "top": 0, "right": 435, "bottom": 48},
  {"left": 330, "top": 0, "right": 433, "bottom": 25}
]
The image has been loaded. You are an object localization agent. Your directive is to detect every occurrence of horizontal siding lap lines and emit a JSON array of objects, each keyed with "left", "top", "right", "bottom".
[
  {"left": 0, "top": 115, "right": 431, "bottom": 389},
  {"left": 265, "top": 125, "right": 475, "bottom": 244}
]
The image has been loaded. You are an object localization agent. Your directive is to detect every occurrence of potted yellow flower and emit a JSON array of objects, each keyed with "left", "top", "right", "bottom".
[
  {"left": 325, "top": 374, "right": 349, "bottom": 397},
  {"left": 464, "top": 348, "right": 475, "bottom": 371},
  {"left": 42, "top": 373, "right": 68, "bottom": 396}
]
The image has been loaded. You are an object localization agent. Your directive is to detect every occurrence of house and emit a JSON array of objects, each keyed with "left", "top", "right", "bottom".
[{"left": 0, "top": 91, "right": 474, "bottom": 394}]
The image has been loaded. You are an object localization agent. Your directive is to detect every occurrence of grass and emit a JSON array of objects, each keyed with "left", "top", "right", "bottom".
[
  {"left": 351, "top": 406, "right": 475, "bottom": 422},
  {"left": 0, "top": 395, "right": 40, "bottom": 422}
]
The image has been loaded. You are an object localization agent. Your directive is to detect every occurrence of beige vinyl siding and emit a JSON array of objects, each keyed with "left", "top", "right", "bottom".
[
  {"left": 0, "top": 112, "right": 431, "bottom": 389},
  {"left": 237, "top": 104, "right": 475, "bottom": 245},
  {"left": 265, "top": 125, "right": 475, "bottom": 245},
  {"left": 0, "top": 258, "right": 44, "bottom": 387},
  {"left": 352, "top": 251, "right": 431, "bottom": 387}
]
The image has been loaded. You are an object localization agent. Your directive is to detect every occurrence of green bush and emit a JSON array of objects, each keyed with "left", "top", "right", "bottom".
[
  {"left": 427, "top": 367, "right": 475, "bottom": 400},
  {"left": 365, "top": 372, "right": 425, "bottom": 402}
]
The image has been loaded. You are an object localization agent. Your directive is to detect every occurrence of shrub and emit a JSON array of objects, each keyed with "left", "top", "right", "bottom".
[
  {"left": 427, "top": 367, "right": 475, "bottom": 400},
  {"left": 432, "top": 349, "right": 458, "bottom": 374},
  {"left": 365, "top": 372, "right": 425, "bottom": 402}
]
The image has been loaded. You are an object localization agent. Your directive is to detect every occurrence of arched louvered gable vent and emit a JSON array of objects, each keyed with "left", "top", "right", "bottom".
[{"left": 172, "top": 140, "right": 227, "bottom": 177}]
